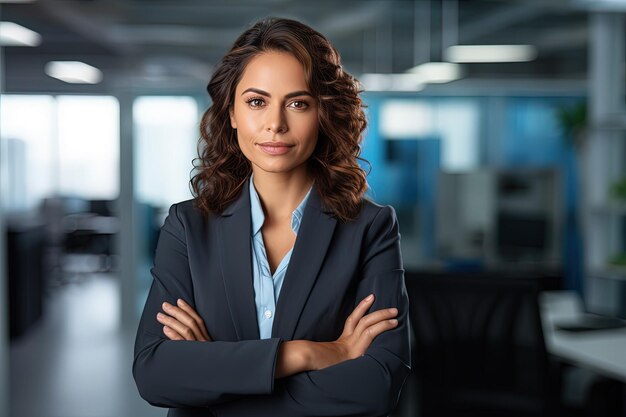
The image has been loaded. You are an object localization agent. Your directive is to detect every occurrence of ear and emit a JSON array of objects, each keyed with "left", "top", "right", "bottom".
[{"left": 229, "top": 107, "right": 237, "bottom": 129}]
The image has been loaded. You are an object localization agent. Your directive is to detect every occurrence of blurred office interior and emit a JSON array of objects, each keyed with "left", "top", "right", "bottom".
[{"left": 1, "top": 0, "right": 625, "bottom": 416}]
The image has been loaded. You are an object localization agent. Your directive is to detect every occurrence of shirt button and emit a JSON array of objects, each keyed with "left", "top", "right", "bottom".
[{"left": 264, "top": 309, "right": 272, "bottom": 319}]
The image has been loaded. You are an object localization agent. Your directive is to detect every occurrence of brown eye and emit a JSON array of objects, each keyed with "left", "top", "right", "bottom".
[
  {"left": 247, "top": 98, "right": 264, "bottom": 108},
  {"left": 289, "top": 100, "right": 308, "bottom": 110}
]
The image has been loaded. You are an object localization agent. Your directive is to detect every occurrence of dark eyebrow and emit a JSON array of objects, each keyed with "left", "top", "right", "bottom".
[{"left": 241, "top": 87, "right": 313, "bottom": 100}]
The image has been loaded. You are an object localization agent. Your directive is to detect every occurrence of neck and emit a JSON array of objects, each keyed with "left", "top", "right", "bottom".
[{"left": 251, "top": 166, "right": 313, "bottom": 222}]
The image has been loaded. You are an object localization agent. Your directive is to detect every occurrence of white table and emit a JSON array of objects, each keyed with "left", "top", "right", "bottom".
[{"left": 540, "top": 291, "right": 626, "bottom": 383}]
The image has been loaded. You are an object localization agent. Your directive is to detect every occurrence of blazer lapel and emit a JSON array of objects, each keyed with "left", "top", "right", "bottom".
[
  {"left": 271, "top": 185, "right": 337, "bottom": 340},
  {"left": 216, "top": 177, "right": 260, "bottom": 341}
]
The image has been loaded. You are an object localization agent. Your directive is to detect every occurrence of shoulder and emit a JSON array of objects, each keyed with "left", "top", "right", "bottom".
[
  {"left": 162, "top": 198, "right": 211, "bottom": 233},
  {"left": 172, "top": 198, "right": 200, "bottom": 216},
  {"left": 333, "top": 197, "right": 399, "bottom": 242},
  {"left": 354, "top": 197, "right": 398, "bottom": 231},
  {"left": 354, "top": 198, "right": 402, "bottom": 269}
]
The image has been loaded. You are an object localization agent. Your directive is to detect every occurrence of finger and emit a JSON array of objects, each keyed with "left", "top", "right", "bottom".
[
  {"left": 160, "top": 306, "right": 203, "bottom": 341},
  {"left": 343, "top": 294, "right": 375, "bottom": 334},
  {"left": 163, "top": 325, "right": 184, "bottom": 341},
  {"left": 177, "top": 299, "right": 211, "bottom": 341},
  {"left": 157, "top": 312, "right": 203, "bottom": 341},
  {"left": 353, "top": 318, "right": 399, "bottom": 355},
  {"left": 354, "top": 307, "right": 398, "bottom": 336},
  {"left": 162, "top": 302, "right": 207, "bottom": 341}
]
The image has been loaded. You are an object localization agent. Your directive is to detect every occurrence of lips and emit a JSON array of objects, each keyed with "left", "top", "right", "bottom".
[{"left": 256, "top": 142, "right": 294, "bottom": 155}]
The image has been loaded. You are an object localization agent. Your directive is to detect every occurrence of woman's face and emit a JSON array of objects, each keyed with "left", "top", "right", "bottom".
[{"left": 229, "top": 50, "right": 319, "bottom": 177}]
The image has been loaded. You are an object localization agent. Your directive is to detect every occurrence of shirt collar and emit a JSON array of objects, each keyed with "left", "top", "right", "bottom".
[{"left": 249, "top": 173, "right": 313, "bottom": 236}]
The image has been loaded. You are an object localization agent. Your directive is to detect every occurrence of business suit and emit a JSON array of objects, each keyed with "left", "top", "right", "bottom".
[{"left": 133, "top": 176, "right": 411, "bottom": 417}]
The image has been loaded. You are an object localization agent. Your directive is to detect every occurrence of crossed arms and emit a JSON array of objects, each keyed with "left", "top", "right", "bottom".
[{"left": 132, "top": 203, "right": 411, "bottom": 417}]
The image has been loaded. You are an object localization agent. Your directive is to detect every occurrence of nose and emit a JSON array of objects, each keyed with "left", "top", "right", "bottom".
[{"left": 265, "top": 106, "right": 288, "bottom": 134}]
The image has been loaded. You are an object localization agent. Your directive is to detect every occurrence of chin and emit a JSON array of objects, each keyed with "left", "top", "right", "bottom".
[{"left": 252, "top": 159, "right": 308, "bottom": 175}]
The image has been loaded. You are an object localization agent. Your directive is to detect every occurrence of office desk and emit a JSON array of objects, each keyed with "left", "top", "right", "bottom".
[
  {"left": 540, "top": 291, "right": 626, "bottom": 383},
  {"left": 62, "top": 213, "right": 119, "bottom": 235}
]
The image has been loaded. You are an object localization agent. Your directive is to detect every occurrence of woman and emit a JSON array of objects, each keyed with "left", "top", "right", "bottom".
[{"left": 133, "top": 17, "right": 410, "bottom": 417}]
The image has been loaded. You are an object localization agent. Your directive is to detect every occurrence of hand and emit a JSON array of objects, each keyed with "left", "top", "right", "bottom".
[
  {"left": 308, "top": 294, "right": 398, "bottom": 371},
  {"left": 156, "top": 298, "right": 212, "bottom": 341}
]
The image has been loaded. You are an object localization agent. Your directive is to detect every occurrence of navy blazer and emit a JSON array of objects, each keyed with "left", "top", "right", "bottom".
[{"left": 133, "top": 177, "right": 411, "bottom": 417}]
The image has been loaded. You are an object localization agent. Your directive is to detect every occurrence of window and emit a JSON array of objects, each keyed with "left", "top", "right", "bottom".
[
  {"left": 57, "top": 96, "right": 120, "bottom": 199},
  {"left": 1, "top": 95, "right": 55, "bottom": 211},
  {"left": 1, "top": 95, "right": 120, "bottom": 210},
  {"left": 133, "top": 96, "right": 198, "bottom": 208}
]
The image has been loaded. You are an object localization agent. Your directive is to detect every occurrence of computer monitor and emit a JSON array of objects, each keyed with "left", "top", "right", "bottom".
[
  {"left": 586, "top": 274, "right": 626, "bottom": 321},
  {"left": 496, "top": 212, "right": 549, "bottom": 261},
  {"left": 555, "top": 274, "right": 626, "bottom": 332}
]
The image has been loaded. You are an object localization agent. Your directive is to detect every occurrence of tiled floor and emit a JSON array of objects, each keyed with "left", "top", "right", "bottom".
[{"left": 9, "top": 273, "right": 163, "bottom": 417}]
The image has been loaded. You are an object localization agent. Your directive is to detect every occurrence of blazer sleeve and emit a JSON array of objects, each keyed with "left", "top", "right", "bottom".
[
  {"left": 132, "top": 203, "right": 284, "bottom": 408},
  {"left": 211, "top": 205, "right": 412, "bottom": 417}
]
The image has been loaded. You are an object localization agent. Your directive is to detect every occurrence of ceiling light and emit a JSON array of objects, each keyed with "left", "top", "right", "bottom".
[
  {"left": 572, "top": 0, "right": 626, "bottom": 11},
  {"left": 359, "top": 73, "right": 425, "bottom": 92},
  {"left": 0, "top": 21, "right": 41, "bottom": 46},
  {"left": 406, "top": 62, "right": 462, "bottom": 84},
  {"left": 445, "top": 45, "right": 538, "bottom": 63},
  {"left": 45, "top": 61, "right": 103, "bottom": 84}
]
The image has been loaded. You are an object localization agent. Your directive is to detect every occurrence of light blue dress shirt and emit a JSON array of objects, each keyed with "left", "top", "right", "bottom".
[{"left": 249, "top": 175, "right": 313, "bottom": 339}]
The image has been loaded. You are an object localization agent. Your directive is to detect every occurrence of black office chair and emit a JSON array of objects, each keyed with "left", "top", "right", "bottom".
[{"left": 405, "top": 272, "right": 561, "bottom": 417}]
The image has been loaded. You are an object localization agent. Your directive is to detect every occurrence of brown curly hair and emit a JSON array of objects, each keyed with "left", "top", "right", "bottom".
[{"left": 190, "top": 17, "right": 369, "bottom": 222}]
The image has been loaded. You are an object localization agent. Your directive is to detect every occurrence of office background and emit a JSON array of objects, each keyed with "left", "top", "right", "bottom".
[{"left": 0, "top": 1, "right": 625, "bottom": 416}]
